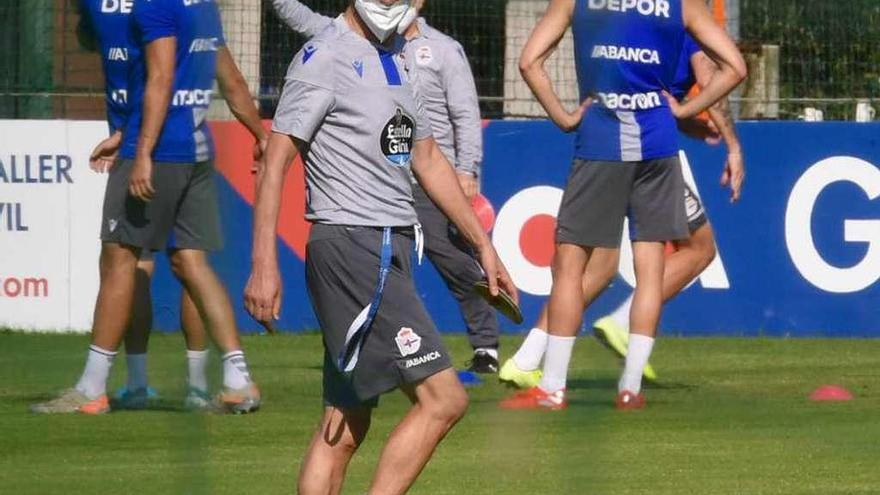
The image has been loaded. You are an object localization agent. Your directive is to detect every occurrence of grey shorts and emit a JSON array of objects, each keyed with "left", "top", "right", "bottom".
[
  {"left": 305, "top": 224, "right": 453, "bottom": 408},
  {"left": 684, "top": 183, "right": 709, "bottom": 233},
  {"left": 100, "top": 159, "right": 223, "bottom": 252},
  {"left": 556, "top": 157, "right": 689, "bottom": 248}
]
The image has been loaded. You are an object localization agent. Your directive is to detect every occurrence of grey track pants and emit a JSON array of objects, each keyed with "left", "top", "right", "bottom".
[{"left": 413, "top": 184, "right": 500, "bottom": 350}]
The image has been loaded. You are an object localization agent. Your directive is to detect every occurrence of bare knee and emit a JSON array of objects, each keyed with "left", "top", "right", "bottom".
[
  {"left": 586, "top": 248, "right": 619, "bottom": 289},
  {"left": 99, "top": 243, "right": 139, "bottom": 279},
  {"left": 690, "top": 225, "right": 717, "bottom": 271},
  {"left": 423, "top": 379, "right": 469, "bottom": 426},
  {"left": 169, "top": 249, "right": 207, "bottom": 281},
  {"left": 551, "top": 244, "right": 591, "bottom": 285}
]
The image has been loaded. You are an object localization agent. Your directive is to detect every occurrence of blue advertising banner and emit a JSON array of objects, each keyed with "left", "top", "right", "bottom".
[{"left": 148, "top": 121, "right": 880, "bottom": 337}]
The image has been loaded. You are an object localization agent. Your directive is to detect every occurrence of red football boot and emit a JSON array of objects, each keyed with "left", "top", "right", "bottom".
[{"left": 499, "top": 387, "right": 568, "bottom": 411}]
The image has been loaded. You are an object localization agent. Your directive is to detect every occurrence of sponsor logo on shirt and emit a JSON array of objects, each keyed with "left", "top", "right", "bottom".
[
  {"left": 352, "top": 59, "right": 364, "bottom": 78},
  {"left": 404, "top": 351, "right": 442, "bottom": 369},
  {"left": 107, "top": 47, "right": 129, "bottom": 62},
  {"left": 172, "top": 89, "right": 213, "bottom": 107},
  {"left": 415, "top": 46, "right": 433, "bottom": 66},
  {"left": 596, "top": 91, "right": 662, "bottom": 110},
  {"left": 395, "top": 327, "right": 422, "bottom": 357},
  {"left": 587, "top": 0, "right": 671, "bottom": 18},
  {"left": 101, "top": 0, "right": 133, "bottom": 14},
  {"left": 189, "top": 38, "right": 220, "bottom": 53},
  {"left": 591, "top": 45, "right": 660, "bottom": 65},
  {"left": 381, "top": 108, "right": 415, "bottom": 167},
  {"left": 111, "top": 89, "right": 128, "bottom": 104}
]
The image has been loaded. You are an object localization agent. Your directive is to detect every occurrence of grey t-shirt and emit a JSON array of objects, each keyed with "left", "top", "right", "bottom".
[
  {"left": 272, "top": 17, "right": 433, "bottom": 227},
  {"left": 271, "top": 1, "right": 483, "bottom": 175}
]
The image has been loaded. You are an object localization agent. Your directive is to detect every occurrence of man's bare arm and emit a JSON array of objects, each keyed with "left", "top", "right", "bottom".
[
  {"left": 216, "top": 47, "right": 268, "bottom": 144},
  {"left": 670, "top": 0, "right": 747, "bottom": 119},
  {"left": 411, "top": 138, "right": 518, "bottom": 302},
  {"left": 519, "top": 0, "right": 588, "bottom": 132},
  {"left": 244, "top": 132, "right": 300, "bottom": 322},
  {"left": 692, "top": 51, "right": 745, "bottom": 202},
  {"left": 130, "top": 36, "right": 176, "bottom": 201},
  {"left": 692, "top": 52, "right": 740, "bottom": 154}
]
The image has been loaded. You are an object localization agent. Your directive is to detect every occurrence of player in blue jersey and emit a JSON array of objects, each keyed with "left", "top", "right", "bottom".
[
  {"left": 69, "top": 0, "right": 213, "bottom": 411},
  {"left": 31, "top": 0, "right": 267, "bottom": 415},
  {"left": 500, "top": 0, "right": 746, "bottom": 411},
  {"left": 500, "top": 31, "right": 745, "bottom": 391}
]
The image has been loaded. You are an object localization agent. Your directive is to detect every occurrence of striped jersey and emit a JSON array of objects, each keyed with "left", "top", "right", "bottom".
[
  {"left": 120, "top": 0, "right": 226, "bottom": 163},
  {"left": 77, "top": 0, "right": 138, "bottom": 134},
  {"left": 572, "top": 0, "right": 686, "bottom": 161}
]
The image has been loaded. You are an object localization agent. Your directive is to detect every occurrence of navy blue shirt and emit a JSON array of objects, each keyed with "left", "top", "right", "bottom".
[
  {"left": 121, "top": 0, "right": 226, "bottom": 163},
  {"left": 572, "top": 0, "right": 686, "bottom": 161},
  {"left": 78, "top": 0, "right": 138, "bottom": 134}
]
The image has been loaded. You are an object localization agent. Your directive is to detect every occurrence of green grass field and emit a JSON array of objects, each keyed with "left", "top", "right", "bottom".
[{"left": 1, "top": 331, "right": 878, "bottom": 494}]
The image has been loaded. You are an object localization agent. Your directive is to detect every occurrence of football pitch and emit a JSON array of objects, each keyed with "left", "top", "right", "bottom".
[{"left": 1, "top": 331, "right": 878, "bottom": 494}]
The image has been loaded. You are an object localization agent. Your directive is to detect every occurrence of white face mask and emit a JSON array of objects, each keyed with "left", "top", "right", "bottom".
[
  {"left": 397, "top": 5, "right": 419, "bottom": 34},
  {"left": 354, "top": 0, "right": 412, "bottom": 42}
]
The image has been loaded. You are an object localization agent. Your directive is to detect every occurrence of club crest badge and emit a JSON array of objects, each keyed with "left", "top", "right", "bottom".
[{"left": 395, "top": 327, "right": 422, "bottom": 357}]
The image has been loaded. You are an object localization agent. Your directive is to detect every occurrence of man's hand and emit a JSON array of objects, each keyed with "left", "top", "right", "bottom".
[
  {"left": 251, "top": 137, "right": 269, "bottom": 174},
  {"left": 244, "top": 263, "right": 282, "bottom": 324},
  {"left": 721, "top": 151, "right": 745, "bottom": 203},
  {"left": 554, "top": 98, "right": 592, "bottom": 133},
  {"left": 662, "top": 90, "right": 690, "bottom": 119},
  {"left": 476, "top": 241, "right": 519, "bottom": 305},
  {"left": 89, "top": 132, "right": 122, "bottom": 173},
  {"left": 128, "top": 154, "right": 155, "bottom": 201},
  {"left": 457, "top": 173, "right": 479, "bottom": 200},
  {"left": 677, "top": 116, "right": 721, "bottom": 145}
]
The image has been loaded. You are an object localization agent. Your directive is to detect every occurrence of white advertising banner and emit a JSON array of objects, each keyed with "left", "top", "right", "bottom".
[{"left": 0, "top": 120, "right": 109, "bottom": 332}]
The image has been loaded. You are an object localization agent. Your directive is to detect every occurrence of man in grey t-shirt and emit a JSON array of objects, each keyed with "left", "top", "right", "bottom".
[
  {"left": 245, "top": 3, "right": 517, "bottom": 493},
  {"left": 271, "top": 0, "right": 502, "bottom": 373}
]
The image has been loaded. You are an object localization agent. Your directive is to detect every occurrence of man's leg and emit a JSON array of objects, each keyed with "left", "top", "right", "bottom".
[
  {"left": 508, "top": 248, "right": 619, "bottom": 374},
  {"left": 298, "top": 406, "right": 373, "bottom": 495},
  {"left": 117, "top": 256, "right": 155, "bottom": 408},
  {"left": 616, "top": 156, "right": 689, "bottom": 406},
  {"left": 618, "top": 241, "right": 665, "bottom": 397},
  {"left": 413, "top": 186, "right": 500, "bottom": 366},
  {"left": 81, "top": 243, "right": 142, "bottom": 397},
  {"left": 169, "top": 249, "right": 259, "bottom": 412},
  {"left": 663, "top": 223, "right": 716, "bottom": 298},
  {"left": 537, "top": 243, "right": 592, "bottom": 396},
  {"left": 31, "top": 243, "right": 140, "bottom": 414},
  {"left": 180, "top": 287, "right": 212, "bottom": 404},
  {"left": 368, "top": 369, "right": 468, "bottom": 495},
  {"left": 604, "top": 223, "right": 717, "bottom": 332}
]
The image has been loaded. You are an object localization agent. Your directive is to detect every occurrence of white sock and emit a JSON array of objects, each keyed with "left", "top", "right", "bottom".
[
  {"left": 125, "top": 353, "right": 148, "bottom": 391},
  {"left": 610, "top": 294, "right": 634, "bottom": 330},
  {"left": 187, "top": 349, "right": 210, "bottom": 392},
  {"left": 475, "top": 348, "right": 498, "bottom": 360},
  {"left": 512, "top": 328, "right": 549, "bottom": 371},
  {"left": 538, "top": 335, "right": 576, "bottom": 393},
  {"left": 222, "top": 350, "right": 252, "bottom": 390},
  {"left": 75, "top": 345, "right": 117, "bottom": 399},
  {"left": 619, "top": 334, "right": 655, "bottom": 394}
]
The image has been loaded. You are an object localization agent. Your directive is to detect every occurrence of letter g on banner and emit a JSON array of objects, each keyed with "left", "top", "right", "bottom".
[{"left": 786, "top": 156, "right": 880, "bottom": 293}]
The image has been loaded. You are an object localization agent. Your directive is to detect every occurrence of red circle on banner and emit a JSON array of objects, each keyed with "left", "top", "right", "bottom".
[{"left": 519, "top": 214, "right": 556, "bottom": 267}]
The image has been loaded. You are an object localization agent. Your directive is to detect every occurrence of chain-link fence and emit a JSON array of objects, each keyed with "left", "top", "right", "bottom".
[{"left": 1, "top": 0, "right": 878, "bottom": 121}]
